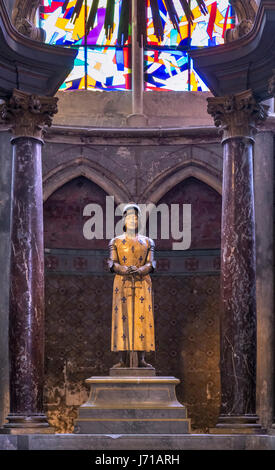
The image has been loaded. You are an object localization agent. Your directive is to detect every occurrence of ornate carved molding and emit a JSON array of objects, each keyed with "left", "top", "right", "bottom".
[
  {"left": 207, "top": 90, "right": 268, "bottom": 142},
  {"left": 0, "top": 89, "right": 58, "bottom": 139},
  {"left": 226, "top": 0, "right": 258, "bottom": 42},
  {"left": 229, "top": 0, "right": 258, "bottom": 21},
  {"left": 12, "top": 0, "right": 45, "bottom": 41}
]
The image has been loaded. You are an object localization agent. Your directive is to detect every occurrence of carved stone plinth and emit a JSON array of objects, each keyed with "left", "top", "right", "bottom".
[{"left": 74, "top": 371, "right": 190, "bottom": 434}]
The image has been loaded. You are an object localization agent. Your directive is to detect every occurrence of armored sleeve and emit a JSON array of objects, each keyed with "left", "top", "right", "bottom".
[
  {"left": 138, "top": 238, "right": 156, "bottom": 275},
  {"left": 108, "top": 238, "right": 118, "bottom": 272},
  {"left": 108, "top": 238, "right": 128, "bottom": 275},
  {"left": 146, "top": 238, "right": 157, "bottom": 271}
]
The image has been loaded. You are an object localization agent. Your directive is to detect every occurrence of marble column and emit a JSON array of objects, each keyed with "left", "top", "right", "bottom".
[
  {"left": 0, "top": 132, "right": 12, "bottom": 427},
  {"left": 254, "top": 131, "right": 274, "bottom": 432},
  {"left": 268, "top": 72, "right": 275, "bottom": 434},
  {"left": 207, "top": 90, "right": 268, "bottom": 433},
  {"left": 0, "top": 89, "right": 58, "bottom": 433}
]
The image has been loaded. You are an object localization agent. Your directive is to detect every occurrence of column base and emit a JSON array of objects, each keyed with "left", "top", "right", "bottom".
[
  {"left": 0, "top": 413, "right": 55, "bottom": 434},
  {"left": 209, "top": 415, "right": 262, "bottom": 434}
]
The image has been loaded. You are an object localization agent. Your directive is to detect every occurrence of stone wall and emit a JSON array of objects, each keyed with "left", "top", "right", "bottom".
[{"left": 53, "top": 90, "right": 213, "bottom": 129}]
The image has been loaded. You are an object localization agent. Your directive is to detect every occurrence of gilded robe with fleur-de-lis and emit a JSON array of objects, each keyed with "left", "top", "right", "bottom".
[{"left": 108, "top": 234, "right": 156, "bottom": 352}]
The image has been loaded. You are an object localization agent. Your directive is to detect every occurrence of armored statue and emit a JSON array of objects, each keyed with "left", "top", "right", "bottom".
[{"left": 108, "top": 203, "right": 156, "bottom": 368}]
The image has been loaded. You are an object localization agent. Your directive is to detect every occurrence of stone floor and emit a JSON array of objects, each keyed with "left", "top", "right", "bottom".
[{"left": 1, "top": 433, "right": 275, "bottom": 450}]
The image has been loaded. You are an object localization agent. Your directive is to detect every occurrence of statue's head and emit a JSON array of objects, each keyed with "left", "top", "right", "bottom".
[{"left": 123, "top": 203, "right": 141, "bottom": 233}]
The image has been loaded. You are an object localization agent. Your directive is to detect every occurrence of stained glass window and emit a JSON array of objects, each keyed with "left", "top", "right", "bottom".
[
  {"left": 39, "top": 0, "right": 235, "bottom": 92},
  {"left": 40, "top": 0, "right": 131, "bottom": 91},
  {"left": 146, "top": 0, "right": 235, "bottom": 91}
]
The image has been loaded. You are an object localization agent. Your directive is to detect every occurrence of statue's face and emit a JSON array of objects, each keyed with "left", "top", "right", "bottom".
[{"left": 124, "top": 208, "right": 138, "bottom": 231}]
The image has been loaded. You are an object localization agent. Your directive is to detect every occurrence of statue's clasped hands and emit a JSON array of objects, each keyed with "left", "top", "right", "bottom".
[
  {"left": 126, "top": 265, "right": 140, "bottom": 275},
  {"left": 113, "top": 263, "right": 148, "bottom": 277}
]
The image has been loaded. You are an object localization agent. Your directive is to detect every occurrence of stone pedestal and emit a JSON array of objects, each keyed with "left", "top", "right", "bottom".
[{"left": 74, "top": 369, "right": 190, "bottom": 434}]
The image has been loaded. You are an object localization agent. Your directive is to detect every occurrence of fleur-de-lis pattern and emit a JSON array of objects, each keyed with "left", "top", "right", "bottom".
[
  {"left": 109, "top": 234, "right": 155, "bottom": 351},
  {"left": 44, "top": 272, "right": 220, "bottom": 434}
]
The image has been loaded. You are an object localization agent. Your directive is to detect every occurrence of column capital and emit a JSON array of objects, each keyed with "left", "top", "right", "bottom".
[
  {"left": 0, "top": 89, "right": 58, "bottom": 140},
  {"left": 207, "top": 90, "right": 268, "bottom": 142}
]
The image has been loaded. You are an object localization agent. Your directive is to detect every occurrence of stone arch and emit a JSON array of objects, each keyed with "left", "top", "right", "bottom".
[
  {"left": 141, "top": 160, "right": 222, "bottom": 205},
  {"left": 43, "top": 157, "right": 131, "bottom": 203}
]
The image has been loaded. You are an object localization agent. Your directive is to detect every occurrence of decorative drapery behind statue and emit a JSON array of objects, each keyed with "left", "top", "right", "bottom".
[{"left": 108, "top": 203, "right": 156, "bottom": 368}]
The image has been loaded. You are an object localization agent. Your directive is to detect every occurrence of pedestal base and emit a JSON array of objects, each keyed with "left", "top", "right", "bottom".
[
  {"left": 0, "top": 414, "right": 54, "bottom": 434},
  {"left": 209, "top": 415, "right": 262, "bottom": 434},
  {"left": 110, "top": 367, "right": 156, "bottom": 377},
  {"left": 74, "top": 371, "right": 190, "bottom": 434}
]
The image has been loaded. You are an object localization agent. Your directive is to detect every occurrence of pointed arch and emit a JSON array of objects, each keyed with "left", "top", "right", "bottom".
[
  {"left": 43, "top": 157, "right": 131, "bottom": 203},
  {"left": 141, "top": 160, "right": 222, "bottom": 204}
]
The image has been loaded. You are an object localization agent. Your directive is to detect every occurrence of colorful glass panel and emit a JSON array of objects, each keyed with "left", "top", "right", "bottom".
[
  {"left": 85, "top": 46, "right": 131, "bottom": 90},
  {"left": 55, "top": 46, "right": 131, "bottom": 91},
  {"left": 147, "top": 0, "right": 235, "bottom": 47},
  {"left": 145, "top": 51, "right": 209, "bottom": 91},
  {"left": 145, "top": 0, "right": 235, "bottom": 90},
  {"left": 145, "top": 50, "right": 189, "bottom": 91},
  {"left": 40, "top": 0, "right": 131, "bottom": 91},
  {"left": 59, "top": 47, "right": 86, "bottom": 90},
  {"left": 40, "top": 0, "right": 128, "bottom": 46},
  {"left": 40, "top": 0, "right": 235, "bottom": 92}
]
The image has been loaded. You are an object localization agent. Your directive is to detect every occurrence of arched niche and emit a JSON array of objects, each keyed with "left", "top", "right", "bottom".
[
  {"left": 44, "top": 175, "right": 120, "bottom": 250},
  {"left": 43, "top": 173, "right": 222, "bottom": 433},
  {"left": 43, "top": 157, "right": 130, "bottom": 205},
  {"left": 148, "top": 176, "right": 222, "bottom": 251}
]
